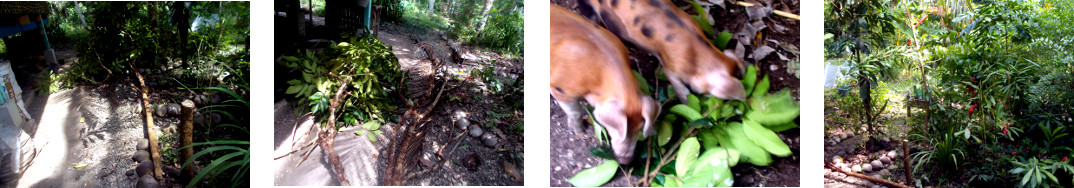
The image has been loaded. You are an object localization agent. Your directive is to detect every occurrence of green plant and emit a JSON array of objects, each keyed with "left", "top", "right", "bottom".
[
  {"left": 181, "top": 84, "right": 249, "bottom": 188},
  {"left": 34, "top": 70, "right": 61, "bottom": 95},
  {"left": 570, "top": 65, "right": 799, "bottom": 187},
  {"left": 280, "top": 35, "right": 406, "bottom": 130},
  {"left": 354, "top": 120, "right": 384, "bottom": 142},
  {"left": 1010, "top": 157, "right": 1061, "bottom": 188}
]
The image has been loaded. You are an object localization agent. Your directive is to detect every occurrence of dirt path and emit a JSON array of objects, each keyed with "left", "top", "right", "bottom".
[
  {"left": 272, "top": 99, "right": 390, "bottom": 186},
  {"left": 373, "top": 21, "right": 524, "bottom": 186},
  {"left": 18, "top": 83, "right": 180, "bottom": 187}
]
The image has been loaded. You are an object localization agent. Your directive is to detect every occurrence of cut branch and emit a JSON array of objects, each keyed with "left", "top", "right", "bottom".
[{"left": 130, "top": 62, "right": 164, "bottom": 180}]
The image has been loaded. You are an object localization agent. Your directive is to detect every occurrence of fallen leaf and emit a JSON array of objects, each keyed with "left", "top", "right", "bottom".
[{"left": 752, "top": 45, "right": 776, "bottom": 61}]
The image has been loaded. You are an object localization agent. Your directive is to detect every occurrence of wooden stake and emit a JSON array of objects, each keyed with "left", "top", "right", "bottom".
[
  {"left": 180, "top": 100, "right": 195, "bottom": 183},
  {"left": 903, "top": 139, "right": 912, "bottom": 185},
  {"left": 733, "top": 1, "right": 800, "bottom": 20},
  {"left": 132, "top": 64, "right": 164, "bottom": 180}
]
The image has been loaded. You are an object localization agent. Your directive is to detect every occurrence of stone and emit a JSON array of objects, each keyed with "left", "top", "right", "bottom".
[
  {"left": 210, "top": 113, "right": 222, "bottom": 124},
  {"left": 132, "top": 150, "right": 150, "bottom": 162},
  {"left": 554, "top": 166, "right": 562, "bottom": 171},
  {"left": 740, "top": 175, "right": 755, "bottom": 185},
  {"left": 880, "top": 156, "right": 891, "bottom": 164},
  {"left": 482, "top": 133, "right": 499, "bottom": 147},
  {"left": 871, "top": 160, "right": 883, "bottom": 169},
  {"left": 156, "top": 104, "right": 167, "bottom": 117},
  {"left": 420, "top": 153, "right": 437, "bottom": 167},
  {"left": 136, "top": 161, "right": 154, "bottom": 177},
  {"left": 137, "top": 175, "right": 159, "bottom": 188},
  {"left": 862, "top": 163, "right": 873, "bottom": 172},
  {"left": 888, "top": 150, "right": 898, "bottom": 158},
  {"left": 469, "top": 124, "right": 483, "bottom": 137},
  {"left": 210, "top": 94, "right": 221, "bottom": 104},
  {"left": 454, "top": 111, "right": 468, "bottom": 120},
  {"left": 137, "top": 140, "right": 149, "bottom": 151},
  {"left": 163, "top": 165, "right": 180, "bottom": 178},
  {"left": 455, "top": 118, "right": 470, "bottom": 130},
  {"left": 166, "top": 103, "right": 181, "bottom": 116},
  {"left": 879, "top": 169, "right": 891, "bottom": 177},
  {"left": 852, "top": 164, "right": 862, "bottom": 173},
  {"left": 832, "top": 156, "right": 843, "bottom": 163},
  {"left": 503, "top": 161, "right": 522, "bottom": 182}
]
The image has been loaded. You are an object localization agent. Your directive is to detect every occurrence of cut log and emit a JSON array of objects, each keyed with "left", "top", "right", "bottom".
[
  {"left": 180, "top": 100, "right": 195, "bottom": 183},
  {"left": 131, "top": 64, "right": 164, "bottom": 180}
]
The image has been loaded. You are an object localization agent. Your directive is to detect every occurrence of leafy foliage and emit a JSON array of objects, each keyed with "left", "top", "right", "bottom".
[
  {"left": 280, "top": 35, "right": 407, "bottom": 136},
  {"left": 573, "top": 65, "right": 799, "bottom": 187}
]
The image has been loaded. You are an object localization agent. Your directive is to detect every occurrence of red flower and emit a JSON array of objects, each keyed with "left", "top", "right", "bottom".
[
  {"left": 969, "top": 104, "right": 978, "bottom": 115},
  {"left": 1064, "top": 156, "right": 1068, "bottom": 162},
  {"left": 1012, "top": 152, "right": 1017, "bottom": 156},
  {"left": 1002, "top": 127, "right": 1008, "bottom": 135}
]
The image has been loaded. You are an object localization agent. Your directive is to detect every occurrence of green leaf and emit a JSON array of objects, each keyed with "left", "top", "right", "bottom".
[
  {"left": 743, "top": 65, "right": 757, "bottom": 95},
  {"left": 727, "top": 122, "right": 771, "bottom": 166},
  {"left": 752, "top": 75, "right": 770, "bottom": 98},
  {"left": 688, "top": 119, "right": 715, "bottom": 128},
  {"left": 765, "top": 122, "right": 799, "bottom": 132},
  {"left": 670, "top": 104, "right": 703, "bottom": 121},
  {"left": 362, "top": 121, "right": 381, "bottom": 130},
  {"left": 367, "top": 133, "right": 378, "bottom": 142},
  {"left": 715, "top": 32, "right": 733, "bottom": 50},
  {"left": 681, "top": 148, "right": 734, "bottom": 187},
  {"left": 589, "top": 146, "right": 616, "bottom": 160},
  {"left": 658, "top": 120, "right": 674, "bottom": 146},
  {"left": 688, "top": 94, "right": 701, "bottom": 111},
  {"left": 285, "top": 85, "right": 303, "bottom": 94},
  {"left": 633, "top": 70, "right": 652, "bottom": 95},
  {"left": 746, "top": 90, "right": 800, "bottom": 126},
  {"left": 676, "top": 137, "right": 701, "bottom": 177},
  {"left": 743, "top": 119, "right": 792, "bottom": 157},
  {"left": 568, "top": 160, "right": 619, "bottom": 187}
]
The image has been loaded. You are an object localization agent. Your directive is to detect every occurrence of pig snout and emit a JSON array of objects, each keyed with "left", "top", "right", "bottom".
[
  {"left": 612, "top": 138, "right": 637, "bottom": 164},
  {"left": 703, "top": 71, "right": 746, "bottom": 101}
]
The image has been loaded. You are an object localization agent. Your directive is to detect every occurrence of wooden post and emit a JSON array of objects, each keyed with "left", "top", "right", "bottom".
[
  {"left": 903, "top": 139, "right": 912, "bottom": 185},
  {"left": 180, "top": 100, "right": 195, "bottom": 183}
]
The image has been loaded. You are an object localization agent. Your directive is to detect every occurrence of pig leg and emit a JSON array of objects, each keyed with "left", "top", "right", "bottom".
[
  {"left": 553, "top": 96, "right": 588, "bottom": 137},
  {"left": 665, "top": 69, "right": 691, "bottom": 104}
]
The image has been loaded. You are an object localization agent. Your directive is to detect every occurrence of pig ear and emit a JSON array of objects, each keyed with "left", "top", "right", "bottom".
[
  {"left": 723, "top": 49, "right": 746, "bottom": 76},
  {"left": 594, "top": 101, "right": 628, "bottom": 141},
  {"left": 640, "top": 96, "right": 658, "bottom": 137}
]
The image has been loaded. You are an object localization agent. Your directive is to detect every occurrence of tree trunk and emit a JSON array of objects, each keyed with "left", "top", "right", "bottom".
[
  {"left": 428, "top": 0, "right": 435, "bottom": 13},
  {"left": 75, "top": 1, "right": 88, "bottom": 27},
  {"left": 475, "top": 0, "right": 495, "bottom": 32}
]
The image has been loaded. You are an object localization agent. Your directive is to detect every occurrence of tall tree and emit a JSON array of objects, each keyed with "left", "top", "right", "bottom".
[{"left": 475, "top": 0, "right": 494, "bottom": 32}]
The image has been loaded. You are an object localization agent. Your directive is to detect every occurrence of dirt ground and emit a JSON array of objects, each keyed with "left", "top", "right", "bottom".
[
  {"left": 16, "top": 49, "right": 188, "bottom": 187},
  {"left": 273, "top": 16, "right": 524, "bottom": 186},
  {"left": 548, "top": 0, "right": 800, "bottom": 186},
  {"left": 823, "top": 91, "right": 915, "bottom": 188}
]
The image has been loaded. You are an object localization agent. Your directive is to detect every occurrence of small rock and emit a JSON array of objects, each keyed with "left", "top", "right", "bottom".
[
  {"left": 210, "top": 94, "right": 221, "bottom": 104},
  {"left": 888, "top": 151, "right": 898, "bottom": 158},
  {"left": 464, "top": 153, "right": 481, "bottom": 171},
  {"left": 132, "top": 151, "right": 150, "bottom": 162},
  {"left": 420, "top": 153, "right": 437, "bottom": 167},
  {"left": 163, "top": 166, "right": 180, "bottom": 178},
  {"left": 852, "top": 164, "right": 862, "bottom": 172},
  {"left": 832, "top": 156, "right": 843, "bottom": 163},
  {"left": 210, "top": 113, "right": 222, "bottom": 124},
  {"left": 770, "top": 64, "right": 779, "bottom": 71},
  {"left": 871, "top": 160, "right": 883, "bottom": 169},
  {"left": 193, "top": 95, "right": 204, "bottom": 105},
  {"left": 503, "top": 161, "right": 522, "bottom": 182},
  {"left": 136, "top": 161, "right": 154, "bottom": 176},
  {"left": 166, "top": 103, "right": 181, "bottom": 116},
  {"left": 740, "top": 175, "right": 755, "bottom": 185},
  {"left": 481, "top": 133, "right": 499, "bottom": 147},
  {"left": 554, "top": 166, "right": 562, "bottom": 171},
  {"left": 880, "top": 156, "right": 891, "bottom": 164},
  {"left": 862, "top": 163, "right": 873, "bottom": 172},
  {"left": 156, "top": 105, "right": 167, "bottom": 117},
  {"left": 833, "top": 137, "right": 841, "bottom": 143},
  {"left": 454, "top": 111, "right": 468, "bottom": 120},
  {"left": 137, "top": 140, "right": 149, "bottom": 150},
  {"left": 455, "top": 118, "right": 470, "bottom": 130},
  {"left": 879, "top": 169, "right": 891, "bottom": 177},
  {"left": 125, "top": 170, "right": 135, "bottom": 177},
  {"left": 469, "top": 124, "right": 484, "bottom": 137},
  {"left": 137, "top": 175, "right": 159, "bottom": 188}
]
